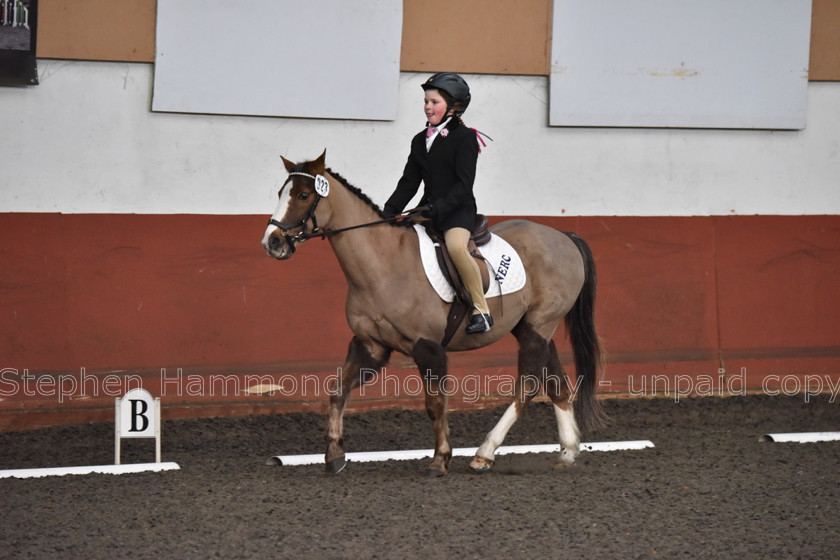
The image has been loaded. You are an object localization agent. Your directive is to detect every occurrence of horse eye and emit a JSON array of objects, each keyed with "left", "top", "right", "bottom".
[{"left": 299, "top": 192, "right": 310, "bottom": 201}]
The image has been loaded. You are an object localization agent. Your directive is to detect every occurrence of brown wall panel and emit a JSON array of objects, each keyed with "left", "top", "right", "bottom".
[
  {"left": 32, "top": 1, "right": 839, "bottom": 81},
  {"left": 810, "top": 0, "right": 840, "bottom": 81},
  {"left": 37, "top": 0, "right": 156, "bottom": 62},
  {"left": 401, "top": 0, "right": 552, "bottom": 75}
]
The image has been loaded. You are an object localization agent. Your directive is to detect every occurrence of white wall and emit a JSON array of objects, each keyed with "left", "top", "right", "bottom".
[{"left": 2, "top": 60, "right": 838, "bottom": 216}]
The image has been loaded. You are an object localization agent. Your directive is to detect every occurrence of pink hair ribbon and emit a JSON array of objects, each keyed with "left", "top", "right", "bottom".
[{"left": 470, "top": 128, "right": 493, "bottom": 153}]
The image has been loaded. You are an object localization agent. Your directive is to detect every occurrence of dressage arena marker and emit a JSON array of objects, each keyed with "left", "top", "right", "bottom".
[
  {"left": 759, "top": 432, "right": 840, "bottom": 443},
  {"left": 0, "top": 389, "right": 181, "bottom": 479},
  {"left": 115, "top": 388, "right": 165, "bottom": 464},
  {"left": 267, "top": 440, "right": 655, "bottom": 466}
]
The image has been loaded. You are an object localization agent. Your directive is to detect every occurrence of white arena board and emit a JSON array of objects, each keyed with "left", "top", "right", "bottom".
[
  {"left": 550, "top": 0, "right": 812, "bottom": 129},
  {"left": 153, "top": 0, "right": 402, "bottom": 120}
]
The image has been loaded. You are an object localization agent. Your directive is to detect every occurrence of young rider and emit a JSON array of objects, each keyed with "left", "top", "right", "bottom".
[{"left": 382, "top": 72, "right": 492, "bottom": 334}]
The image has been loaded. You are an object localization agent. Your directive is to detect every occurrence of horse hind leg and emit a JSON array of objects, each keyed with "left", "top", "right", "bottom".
[
  {"left": 545, "top": 340, "right": 581, "bottom": 467},
  {"left": 469, "top": 322, "right": 547, "bottom": 473},
  {"left": 413, "top": 339, "right": 451, "bottom": 476},
  {"left": 325, "top": 336, "right": 390, "bottom": 474}
]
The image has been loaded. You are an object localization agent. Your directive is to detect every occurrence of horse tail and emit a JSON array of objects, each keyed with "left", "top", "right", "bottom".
[{"left": 563, "top": 232, "right": 609, "bottom": 433}]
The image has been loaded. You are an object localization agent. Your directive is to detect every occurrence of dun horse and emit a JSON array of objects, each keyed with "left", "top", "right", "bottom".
[{"left": 262, "top": 152, "right": 607, "bottom": 475}]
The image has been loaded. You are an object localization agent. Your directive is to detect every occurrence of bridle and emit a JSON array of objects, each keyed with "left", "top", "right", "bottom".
[
  {"left": 267, "top": 172, "right": 326, "bottom": 252},
  {"left": 267, "top": 171, "right": 408, "bottom": 254}
]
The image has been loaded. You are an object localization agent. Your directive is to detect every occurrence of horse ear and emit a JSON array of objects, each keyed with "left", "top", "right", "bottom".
[
  {"left": 280, "top": 155, "right": 296, "bottom": 172},
  {"left": 312, "top": 149, "right": 327, "bottom": 174}
]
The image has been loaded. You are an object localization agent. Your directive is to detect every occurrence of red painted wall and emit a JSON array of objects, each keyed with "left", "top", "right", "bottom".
[{"left": 1, "top": 214, "right": 838, "bottom": 429}]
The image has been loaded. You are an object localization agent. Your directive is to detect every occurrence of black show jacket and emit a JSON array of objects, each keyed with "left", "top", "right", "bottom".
[{"left": 384, "top": 118, "right": 480, "bottom": 232}]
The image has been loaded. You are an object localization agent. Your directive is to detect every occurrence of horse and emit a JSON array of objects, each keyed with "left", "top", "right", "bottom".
[{"left": 261, "top": 151, "right": 608, "bottom": 475}]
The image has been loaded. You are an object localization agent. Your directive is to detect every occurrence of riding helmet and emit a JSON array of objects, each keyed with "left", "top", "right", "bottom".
[{"left": 421, "top": 72, "right": 471, "bottom": 115}]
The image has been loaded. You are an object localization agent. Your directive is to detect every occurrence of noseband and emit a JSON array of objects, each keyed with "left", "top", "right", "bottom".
[{"left": 267, "top": 171, "right": 327, "bottom": 253}]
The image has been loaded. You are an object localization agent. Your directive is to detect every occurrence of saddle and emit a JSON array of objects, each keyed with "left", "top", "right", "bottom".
[{"left": 423, "top": 214, "right": 495, "bottom": 347}]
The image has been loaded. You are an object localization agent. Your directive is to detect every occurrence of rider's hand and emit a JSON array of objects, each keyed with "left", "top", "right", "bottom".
[{"left": 405, "top": 204, "right": 435, "bottom": 222}]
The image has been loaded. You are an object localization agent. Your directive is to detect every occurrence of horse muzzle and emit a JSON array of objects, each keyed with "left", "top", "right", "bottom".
[{"left": 263, "top": 230, "right": 296, "bottom": 260}]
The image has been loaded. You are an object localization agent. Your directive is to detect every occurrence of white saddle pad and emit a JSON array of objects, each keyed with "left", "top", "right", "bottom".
[{"left": 414, "top": 224, "right": 526, "bottom": 303}]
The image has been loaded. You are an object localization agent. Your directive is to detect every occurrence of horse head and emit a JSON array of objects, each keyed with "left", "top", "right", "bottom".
[{"left": 262, "top": 150, "right": 332, "bottom": 260}]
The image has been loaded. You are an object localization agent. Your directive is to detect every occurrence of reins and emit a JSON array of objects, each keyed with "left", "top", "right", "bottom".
[{"left": 315, "top": 214, "right": 409, "bottom": 238}]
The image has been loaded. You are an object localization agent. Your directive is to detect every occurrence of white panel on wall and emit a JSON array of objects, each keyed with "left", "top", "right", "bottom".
[
  {"left": 550, "top": 0, "right": 812, "bottom": 129},
  {"left": 152, "top": 0, "right": 402, "bottom": 120}
]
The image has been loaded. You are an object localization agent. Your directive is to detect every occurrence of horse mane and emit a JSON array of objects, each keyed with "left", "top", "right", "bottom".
[
  {"left": 325, "top": 168, "right": 382, "bottom": 214},
  {"left": 325, "top": 167, "right": 413, "bottom": 228}
]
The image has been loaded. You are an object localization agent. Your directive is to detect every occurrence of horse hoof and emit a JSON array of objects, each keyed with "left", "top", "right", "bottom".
[
  {"left": 555, "top": 448, "right": 578, "bottom": 469},
  {"left": 468, "top": 455, "right": 494, "bottom": 474},
  {"left": 426, "top": 467, "right": 447, "bottom": 478},
  {"left": 426, "top": 456, "right": 449, "bottom": 477},
  {"left": 325, "top": 457, "right": 347, "bottom": 474}
]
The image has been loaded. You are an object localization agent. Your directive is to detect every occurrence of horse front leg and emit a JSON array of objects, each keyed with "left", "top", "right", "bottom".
[
  {"left": 325, "top": 336, "right": 390, "bottom": 474},
  {"left": 413, "top": 339, "right": 451, "bottom": 476}
]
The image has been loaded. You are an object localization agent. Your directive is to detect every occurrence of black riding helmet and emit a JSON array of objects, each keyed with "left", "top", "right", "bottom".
[{"left": 421, "top": 72, "right": 471, "bottom": 116}]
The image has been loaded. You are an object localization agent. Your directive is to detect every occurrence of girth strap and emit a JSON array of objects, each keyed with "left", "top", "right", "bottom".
[{"left": 441, "top": 300, "right": 470, "bottom": 348}]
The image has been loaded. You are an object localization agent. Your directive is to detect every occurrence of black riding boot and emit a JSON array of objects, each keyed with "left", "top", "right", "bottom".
[{"left": 466, "top": 313, "right": 493, "bottom": 334}]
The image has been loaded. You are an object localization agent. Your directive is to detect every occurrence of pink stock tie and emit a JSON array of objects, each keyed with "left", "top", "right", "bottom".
[{"left": 426, "top": 126, "right": 438, "bottom": 138}]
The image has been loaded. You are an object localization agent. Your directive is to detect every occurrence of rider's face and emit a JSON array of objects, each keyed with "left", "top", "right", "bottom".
[{"left": 424, "top": 89, "right": 451, "bottom": 126}]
